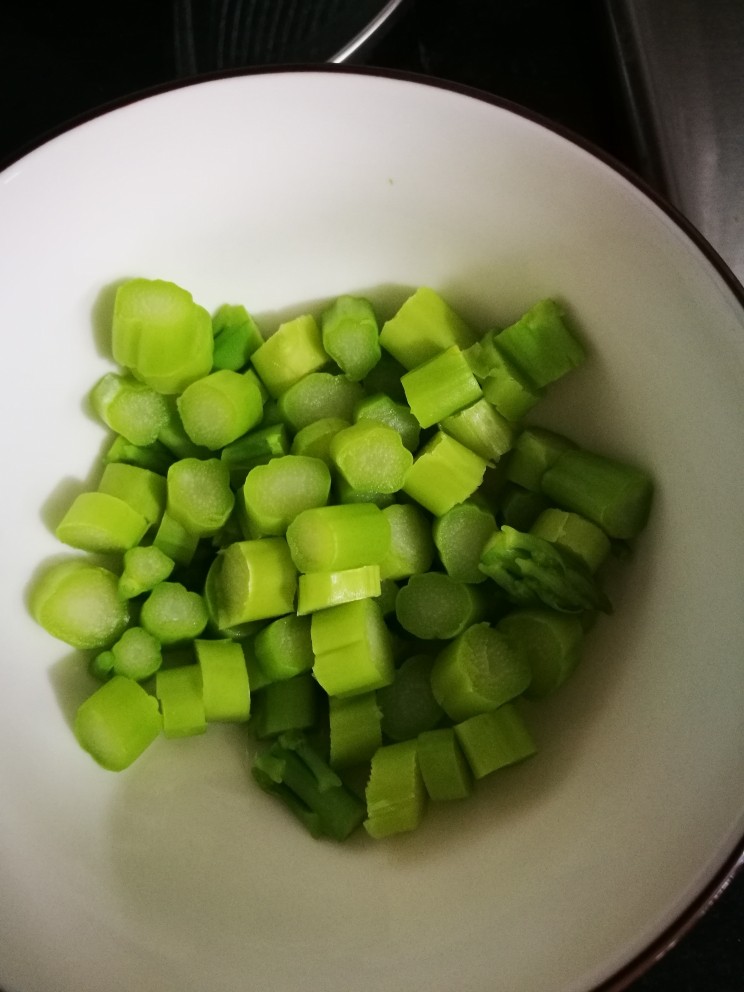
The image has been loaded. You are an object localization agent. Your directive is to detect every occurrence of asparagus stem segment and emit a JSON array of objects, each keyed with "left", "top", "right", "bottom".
[
  {"left": 454, "top": 704, "right": 537, "bottom": 779},
  {"left": 440, "top": 397, "right": 515, "bottom": 465},
  {"left": 155, "top": 665, "right": 207, "bottom": 738},
  {"left": 253, "top": 614, "right": 314, "bottom": 683},
  {"left": 506, "top": 427, "right": 576, "bottom": 492},
  {"left": 140, "top": 582, "right": 209, "bottom": 645},
  {"left": 498, "top": 484, "right": 551, "bottom": 531},
  {"left": 166, "top": 457, "right": 235, "bottom": 537},
  {"left": 378, "top": 503, "right": 435, "bottom": 581},
  {"left": 432, "top": 501, "right": 497, "bottom": 584},
  {"left": 119, "top": 545, "right": 175, "bottom": 599},
  {"left": 541, "top": 448, "right": 654, "bottom": 539},
  {"left": 464, "top": 337, "right": 543, "bottom": 421},
  {"left": 195, "top": 638, "right": 251, "bottom": 722},
  {"left": 401, "top": 345, "right": 483, "bottom": 429},
  {"left": 211, "top": 303, "right": 263, "bottom": 371},
  {"left": 417, "top": 727, "right": 472, "bottom": 800},
  {"left": 297, "top": 565, "right": 381, "bottom": 615},
  {"left": 286, "top": 503, "right": 391, "bottom": 573},
  {"left": 498, "top": 609, "right": 584, "bottom": 698},
  {"left": 364, "top": 739, "right": 426, "bottom": 838},
  {"left": 377, "top": 654, "right": 444, "bottom": 742},
  {"left": 252, "top": 674, "right": 318, "bottom": 739},
  {"left": 249, "top": 313, "right": 328, "bottom": 398},
  {"left": 402, "top": 431, "right": 487, "bottom": 516},
  {"left": 90, "top": 372, "right": 169, "bottom": 446},
  {"left": 104, "top": 435, "right": 174, "bottom": 476},
  {"left": 152, "top": 510, "right": 199, "bottom": 566},
  {"left": 311, "top": 598, "right": 394, "bottom": 697},
  {"left": 290, "top": 417, "right": 350, "bottom": 464},
  {"left": 110, "top": 626, "right": 163, "bottom": 680},
  {"left": 329, "top": 692, "right": 382, "bottom": 769},
  {"left": 74, "top": 676, "right": 162, "bottom": 771},
  {"left": 395, "top": 572, "right": 486, "bottom": 640},
  {"left": 277, "top": 372, "right": 364, "bottom": 432},
  {"left": 320, "top": 295, "right": 381, "bottom": 382},
  {"left": 330, "top": 420, "right": 413, "bottom": 495},
  {"left": 205, "top": 538, "right": 297, "bottom": 629},
  {"left": 530, "top": 508, "right": 611, "bottom": 573},
  {"left": 56, "top": 492, "right": 149, "bottom": 554},
  {"left": 177, "top": 369, "right": 264, "bottom": 449},
  {"left": 494, "top": 298, "right": 586, "bottom": 389},
  {"left": 379, "top": 287, "right": 478, "bottom": 370},
  {"left": 430, "top": 622, "right": 531, "bottom": 721},
  {"left": 97, "top": 462, "right": 167, "bottom": 529},
  {"left": 242, "top": 454, "right": 331, "bottom": 536},
  {"left": 354, "top": 393, "right": 421, "bottom": 453}
]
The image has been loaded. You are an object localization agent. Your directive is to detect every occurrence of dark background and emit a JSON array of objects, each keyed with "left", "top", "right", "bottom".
[{"left": 2, "top": 2, "right": 742, "bottom": 990}]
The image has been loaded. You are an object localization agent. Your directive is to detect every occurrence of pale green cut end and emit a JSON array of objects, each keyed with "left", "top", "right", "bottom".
[
  {"left": 74, "top": 676, "right": 162, "bottom": 771},
  {"left": 379, "top": 287, "right": 478, "bottom": 370},
  {"left": 31, "top": 559, "right": 130, "bottom": 650}
]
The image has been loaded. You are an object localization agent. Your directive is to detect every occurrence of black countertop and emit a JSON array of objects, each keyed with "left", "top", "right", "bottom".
[{"left": 2, "top": 2, "right": 742, "bottom": 990}]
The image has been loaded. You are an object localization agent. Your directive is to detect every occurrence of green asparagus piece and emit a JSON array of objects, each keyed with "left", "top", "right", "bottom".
[{"left": 320, "top": 295, "right": 381, "bottom": 382}]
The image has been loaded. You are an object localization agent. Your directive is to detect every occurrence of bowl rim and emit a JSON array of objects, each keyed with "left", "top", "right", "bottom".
[{"left": 1, "top": 61, "right": 742, "bottom": 992}]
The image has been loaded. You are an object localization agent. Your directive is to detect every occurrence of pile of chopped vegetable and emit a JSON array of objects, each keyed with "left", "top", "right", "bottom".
[{"left": 31, "top": 278, "right": 653, "bottom": 840}]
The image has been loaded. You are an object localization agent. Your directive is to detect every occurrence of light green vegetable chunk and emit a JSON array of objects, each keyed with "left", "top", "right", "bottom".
[
  {"left": 211, "top": 303, "right": 263, "bottom": 371},
  {"left": 253, "top": 613, "right": 314, "bottom": 683},
  {"left": 417, "top": 727, "right": 472, "bottom": 800},
  {"left": 221, "top": 422, "right": 290, "bottom": 476},
  {"left": 195, "top": 639, "right": 251, "bottom": 722},
  {"left": 311, "top": 598, "right": 394, "bottom": 698},
  {"left": 379, "top": 287, "right": 478, "bottom": 370},
  {"left": 330, "top": 420, "right": 413, "bottom": 495},
  {"left": 432, "top": 501, "right": 497, "bottom": 584},
  {"left": 97, "top": 461, "right": 167, "bottom": 529},
  {"left": 297, "top": 564, "right": 381, "bottom": 615},
  {"left": 364, "top": 739, "right": 426, "bottom": 838},
  {"left": 395, "top": 572, "right": 485, "bottom": 641},
  {"left": 110, "top": 626, "right": 162, "bottom": 680},
  {"left": 205, "top": 538, "right": 297, "bottom": 629},
  {"left": 290, "top": 417, "right": 350, "bottom": 464},
  {"left": 440, "top": 397, "right": 515, "bottom": 465},
  {"left": 166, "top": 457, "right": 235, "bottom": 537},
  {"left": 90, "top": 372, "right": 169, "bottom": 446},
  {"left": 354, "top": 393, "right": 421, "bottom": 452},
  {"left": 56, "top": 491, "right": 149, "bottom": 554},
  {"left": 286, "top": 503, "right": 391, "bottom": 573},
  {"left": 378, "top": 654, "right": 444, "bottom": 742},
  {"left": 277, "top": 372, "right": 364, "bottom": 433},
  {"left": 454, "top": 704, "right": 536, "bottom": 779},
  {"left": 506, "top": 427, "right": 576, "bottom": 492},
  {"left": 155, "top": 665, "right": 207, "bottom": 738},
  {"left": 74, "top": 676, "right": 162, "bottom": 771},
  {"left": 320, "top": 295, "right": 381, "bottom": 382},
  {"left": 401, "top": 345, "right": 482, "bottom": 429},
  {"left": 498, "top": 608, "right": 584, "bottom": 698},
  {"left": 31, "top": 559, "right": 130, "bottom": 649},
  {"left": 328, "top": 692, "right": 382, "bottom": 769},
  {"left": 250, "top": 313, "right": 328, "bottom": 398},
  {"left": 177, "top": 369, "right": 264, "bottom": 449},
  {"left": 242, "top": 454, "right": 331, "bottom": 536},
  {"left": 104, "top": 435, "right": 174, "bottom": 476},
  {"left": 378, "top": 503, "right": 435, "bottom": 581},
  {"left": 112, "top": 278, "right": 213, "bottom": 394},
  {"left": 118, "top": 545, "right": 175, "bottom": 599},
  {"left": 494, "top": 298, "right": 586, "bottom": 389},
  {"left": 530, "top": 508, "right": 611, "bottom": 573},
  {"left": 140, "top": 581, "right": 209, "bottom": 645},
  {"left": 402, "top": 431, "right": 487, "bottom": 516},
  {"left": 464, "top": 337, "right": 543, "bottom": 421},
  {"left": 252, "top": 674, "right": 317, "bottom": 738},
  {"left": 152, "top": 510, "right": 199, "bottom": 566},
  {"left": 431, "top": 621, "right": 531, "bottom": 721}
]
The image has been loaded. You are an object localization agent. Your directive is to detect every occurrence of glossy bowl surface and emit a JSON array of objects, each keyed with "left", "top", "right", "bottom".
[{"left": 0, "top": 67, "right": 743, "bottom": 992}]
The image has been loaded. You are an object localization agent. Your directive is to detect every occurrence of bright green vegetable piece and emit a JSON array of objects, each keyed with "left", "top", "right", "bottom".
[
  {"left": 90, "top": 372, "right": 169, "bottom": 446},
  {"left": 379, "top": 287, "right": 478, "bottom": 370},
  {"left": 401, "top": 345, "right": 482, "bottom": 429},
  {"left": 402, "top": 431, "right": 487, "bottom": 516},
  {"left": 432, "top": 500, "right": 497, "bottom": 584},
  {"left": 56, "top": 491, "right": 149, "bottom": 554},
  {"left": 417, "top": 727, "right": 472, "bottom": 800},
  {"left": 109, "top": 626, "right": 162, "bottom": 680},
  {"left": 378, "top": 503, "right": 435, "bottom": 581},
  {"left": 364, "top": 739, "right": 426, "bottom": 838},
  {"left": 140, "top": 581, "right": 209, "bottom": 645},
  {"left": 498, "top": 608, "right": 584, "bottom": 698},
  {"left": 311, "top": 598, "right": 394, "bottom": 697},
  {"left": 330, "top": 420, "right": 413, "bottom": 495},
  {"left": 454, "top": 704, "right": 536, "bottom": 779},
  {"left": 277, "top": 372, "right": 364, "bottom": 433},
  {"left": 252, "top": 732, "right": 365, "bottom": 841},
  {"left": 253, "top": 613, "right": 314, "bottom": 682},
  {"left": 290, "top": 417, "right": 350, "bottom": 464},
  {"left": 211, "top": 303, "right": 263, "bottom": 371},
  {"left": 530, "top": 508, "right": 611, "bottom": 573},
  {"left": 221, "top": 419, "right": 289, "bottom": 466},
  {"left": 31, "top": 559, "right": 129, "bottom": 649},
  {"left": 479, "top": 525, "right": 610, "bottom": 614},
  {"left": 97, "top": 462, "right": 167, "bottom": 529},
  {"left": 104, "top": 435, "right": 174, "bottom": 476},
  {"left": 74, "top": 675, "right": 162, "bottom": 771},
  {"left": 118, "top": 544, "right": 175, "bottom": 599},
  {"left": 157, "top": 397, "right": 212, "bottom": 460},
  {"left": 430, "top": 621, "right": 530, "bottom": 721},
  {"left": 89, "top": 650, "right": 115, "bottom": 682},
  {"left": 541, "top": 448, "right": 654, "bottom": 540},
  {"left": 464, "top": 337, "right": 543, "bottom": 421},
  {"left": 205, "top": 538, "right": 297, "bottom": 629},
  {"left": 194, "top": 638, "right": 251, "bottom": 722},
  {"left": 286, "top": 503, "right": 390, "bottom": 573},
  {"left": 506, "top": 427, "right": 576, "bottom": 492},
  {"left": 177, "top": 369, "right": 264, "bottom": 449},
  {"left": 249, "top": 313, "right": 328, "bottom": 398},
  {"left": 320, "top": 295, "right": 381, "bottom": 381},
  {"left": 242, "top": 454, "right": 331, "bottom": 536},
  {"left": 252, "top": 673, "right": 317, "bottom": 738},
  {"left": 152, "top": 509, "right": 199, "bottom": 566},
  {"left": 354, "top": 393, "right": 421, "bottom": 453},
  {"left": 297, "top": 564, "right": 381, "bottom": 615},
  {"left": 155, "top": 665, "right": 207, "bottom": 738},
  {"left": 333, "top": 477, "right": 396, "bottom": 509},
  {"left": 377, "top": 654, "right": 444, "bottom": 742},
  {"left": 111, "top": 278, "right": 213, "bottom": 394},
  {"left": 395, "top": 572, "right": 485, "bottom": 641},
  {"left": 328, "top": 692, "right": 382, "bottom": 769},
  {"left": 166, "top": 457, "right": 235, "bottom": 537},
  {"left": 494, "top": 299, "right": 586, "bottom": 389},
  {"left": 440, "top": 397, "right": 515, "bottom": 465}
]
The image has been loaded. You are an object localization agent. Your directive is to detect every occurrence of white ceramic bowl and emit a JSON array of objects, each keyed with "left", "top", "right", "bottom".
[{"left": 1, "top": 68, "right": 742, "bottom": 992}]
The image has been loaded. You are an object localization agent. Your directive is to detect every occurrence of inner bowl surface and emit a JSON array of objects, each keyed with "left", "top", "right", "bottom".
[{"left": 0, "top": 67, "right": 743, "bottom": 992}]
